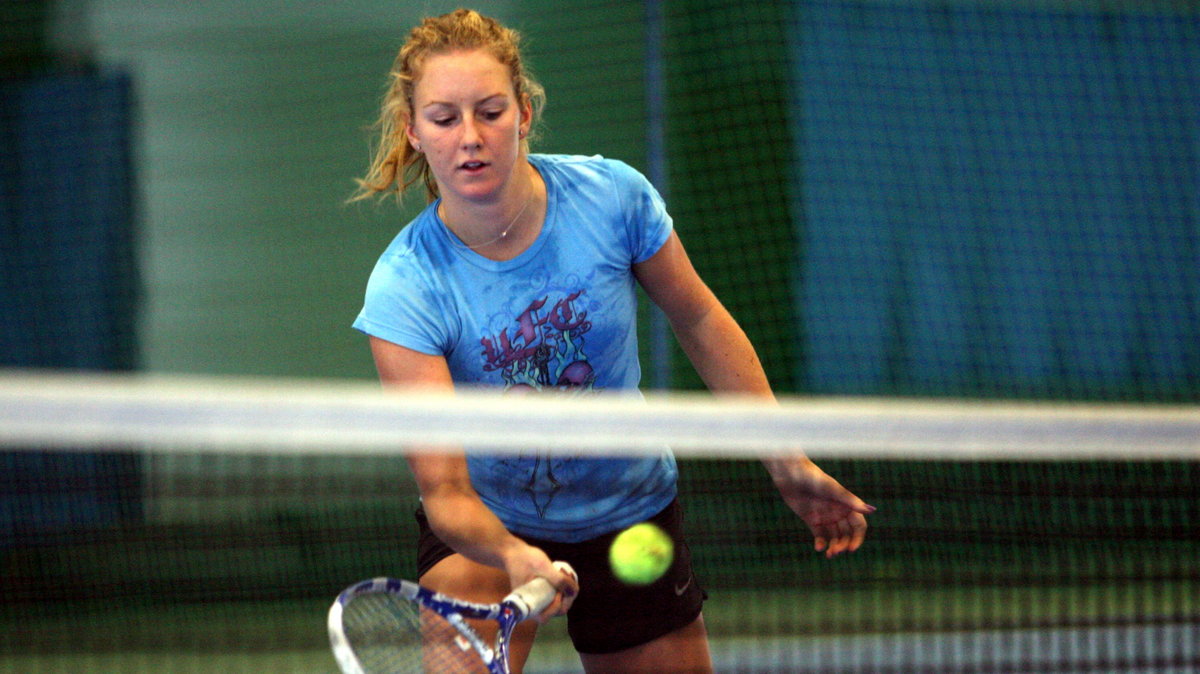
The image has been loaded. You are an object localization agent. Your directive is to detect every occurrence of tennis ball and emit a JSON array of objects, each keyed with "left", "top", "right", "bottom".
[{"left": 609, "top": 522, "right": 674, "bottom": 586}]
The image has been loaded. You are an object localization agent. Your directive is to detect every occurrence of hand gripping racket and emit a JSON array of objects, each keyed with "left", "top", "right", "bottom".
[{"left": 328, "top": 561, "right": 575, "bottom": 674}]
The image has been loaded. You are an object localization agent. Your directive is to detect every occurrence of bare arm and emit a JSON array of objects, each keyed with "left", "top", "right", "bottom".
[
  {"left": 633, "top": 232, "right": 873, "bottom": 557},
  {"left": 368, "top": 336, "right": 578, "bottom": 598}
]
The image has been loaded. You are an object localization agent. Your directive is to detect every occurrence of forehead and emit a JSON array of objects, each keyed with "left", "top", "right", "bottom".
[{"left": 413, "top": 49, "right": 514, "bottom": 102}]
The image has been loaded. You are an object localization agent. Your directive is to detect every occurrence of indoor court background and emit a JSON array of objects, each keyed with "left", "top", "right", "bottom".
[{"left": 2, "top": 1, "right": 1197, "bottom": 672}]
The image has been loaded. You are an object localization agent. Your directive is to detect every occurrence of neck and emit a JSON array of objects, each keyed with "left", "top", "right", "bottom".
[{"left": 440, "top": 165, "right": 540, "bottom": 251}]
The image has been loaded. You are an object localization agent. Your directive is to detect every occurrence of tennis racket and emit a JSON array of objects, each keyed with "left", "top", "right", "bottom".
[{"left": 328, "top": 561, "right": 576, "bottom": 674}]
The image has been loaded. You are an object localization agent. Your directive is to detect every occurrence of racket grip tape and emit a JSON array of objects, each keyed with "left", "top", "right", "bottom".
[{"left": 504, "top": 561, "right": 577, "bottom": 621}]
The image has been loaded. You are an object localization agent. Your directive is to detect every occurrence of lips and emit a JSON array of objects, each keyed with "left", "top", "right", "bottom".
[{"left": 459, "top": 160, "right": 488, "bottom": 172}]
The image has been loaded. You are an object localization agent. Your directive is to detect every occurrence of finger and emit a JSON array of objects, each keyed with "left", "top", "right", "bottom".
[
  {"left": 553, "top": 561, "right": 579, "bottom": 614},
  {"left": 557, "top": 563, "right": 579, "bottom": 595},
  {"left": 535, "top": 595, "right": 564, "bottom": 624},
  {"left": 827, "top": 515, "right": 868, "bottom": 558},
  {"left": 825, "top": 533, "right": 848, "bottom": 558},
  {"left": 556, "top": 586, "right": 577, "bottom": 615},
  {"left": 847, "top": 515, "right": 868, "bottom": 553},
  {"left": 819, "top": 478, "right": 876, "bottom": 516},
  {"left": 823, "top": 519, "right": 855, "bottom": 558},
  {"left": 838, "top": 491, "right": 876, "bottom": 515},
  {"left": 813, "top": 535, "right": 828, "bottom": 554}
]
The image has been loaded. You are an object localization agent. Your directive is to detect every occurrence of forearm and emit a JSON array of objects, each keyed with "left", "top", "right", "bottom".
[
  {"left": 368, "top": 339, "right": 568, "bottom": 588},
  {"left": 414, "top": 460, "right": 573, "bottom": 600},
  {"left": 420, "top": 482, "right": 527, "bottom": 570},
  {"left": 404, "top": 446, "right": 542, "bottom": 578},
  {"left": 669, "top": 305, "right": 817, "bottom": 473}
]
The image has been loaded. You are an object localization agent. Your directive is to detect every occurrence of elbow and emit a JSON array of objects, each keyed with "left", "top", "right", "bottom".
[{"left": 665, "top": 301, "right": 718, "bottom": 343}]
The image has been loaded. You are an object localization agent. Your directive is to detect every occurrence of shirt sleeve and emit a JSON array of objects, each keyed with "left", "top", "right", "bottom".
[
  {"left": 351, "top": 247, "right": 451, "bottom": 356},
  {"left": 608, "top": 159, "right": 674, "bottom": 264}
]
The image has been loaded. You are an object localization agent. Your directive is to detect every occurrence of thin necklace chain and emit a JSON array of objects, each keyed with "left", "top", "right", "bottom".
[{"left": 443, "top": 190, "right": 534, "bottom": 252}]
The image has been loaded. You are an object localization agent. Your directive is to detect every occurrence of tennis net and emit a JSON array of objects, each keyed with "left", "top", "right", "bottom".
[{"left": 1, "top": 371, "right": 1195, "bottom": 673}]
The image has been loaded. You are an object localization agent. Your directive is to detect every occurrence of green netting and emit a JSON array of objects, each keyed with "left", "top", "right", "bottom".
[{"left": 1, "top": 1, "right": 1197, "bottom": 671}]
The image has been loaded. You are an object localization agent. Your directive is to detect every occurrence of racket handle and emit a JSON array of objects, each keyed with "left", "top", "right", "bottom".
[{"left": 505, "top": 561, "right": 577, "bottom": 621}]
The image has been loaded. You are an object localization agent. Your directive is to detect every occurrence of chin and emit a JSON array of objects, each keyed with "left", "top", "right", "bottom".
[{"left": 452, "top": 178, "right": 507, "bottom": 204}]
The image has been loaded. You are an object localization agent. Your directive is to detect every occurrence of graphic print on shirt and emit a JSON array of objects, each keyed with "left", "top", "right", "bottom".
[
  {"left": 479, "top": 290, "right": 595, "bottom": 518},
  {"left": 480, "top": 289, "right": 596, "bottom": 392}
]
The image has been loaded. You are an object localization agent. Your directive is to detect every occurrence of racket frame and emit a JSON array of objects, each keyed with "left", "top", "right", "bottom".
[{"left": 328, "top": 566, "right": 568, "bottom": 674}]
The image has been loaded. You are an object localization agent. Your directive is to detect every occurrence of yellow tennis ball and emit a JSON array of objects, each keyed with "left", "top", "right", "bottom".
[{"left": 609, "top": 522, "right": 674, "bottom": 586}]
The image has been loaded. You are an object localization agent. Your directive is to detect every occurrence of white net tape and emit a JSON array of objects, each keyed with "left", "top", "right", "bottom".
[{"left": 1, "top": 370, "right": 1196, "bottom": 459}]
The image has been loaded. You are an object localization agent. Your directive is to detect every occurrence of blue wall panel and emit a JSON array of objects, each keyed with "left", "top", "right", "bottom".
[{"left": 790, "top": 2, "right": 1199, "bottom": 399}]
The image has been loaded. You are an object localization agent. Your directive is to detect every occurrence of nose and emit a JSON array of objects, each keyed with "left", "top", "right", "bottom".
[{"left": 461, "top": 114, "right": 483, "bottom": 150}]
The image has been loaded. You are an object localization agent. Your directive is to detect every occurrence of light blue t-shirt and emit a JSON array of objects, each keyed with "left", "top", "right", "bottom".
[{"left": 353, "top": 154, "right": 678, "bottom": 542}]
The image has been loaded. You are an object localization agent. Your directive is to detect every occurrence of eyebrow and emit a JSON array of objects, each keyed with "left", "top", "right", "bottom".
[{"left": 422, "top": 93, "right": 509, "bottom": 110}]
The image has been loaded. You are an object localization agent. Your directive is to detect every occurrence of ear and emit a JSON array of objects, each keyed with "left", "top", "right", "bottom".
[
  {"left": 518, "top": 95, "right": 534, "bottom": 140},
  {"left": 404, "top": 118, "right": 421, "bottom": 152}
]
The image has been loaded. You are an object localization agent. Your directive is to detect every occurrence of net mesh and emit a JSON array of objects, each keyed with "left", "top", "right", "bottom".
[
  {"left": 2, "top": 0, "right": 1198, "bottom": 671},
  {"left": 0, "top": 375, "right": 1196, "bottom": 672}
]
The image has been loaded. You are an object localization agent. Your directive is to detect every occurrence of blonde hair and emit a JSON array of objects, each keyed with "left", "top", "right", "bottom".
[{"left": 353, "top": 9, "right": 545, "bottom": 204}]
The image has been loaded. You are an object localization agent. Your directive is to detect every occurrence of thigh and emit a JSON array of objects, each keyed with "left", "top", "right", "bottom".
[
  {"left": 579, "top": 614, "right": 712, "bottom": 674},
  {"left": 420, "top": 554, "right": 540, "bottom": 674}
]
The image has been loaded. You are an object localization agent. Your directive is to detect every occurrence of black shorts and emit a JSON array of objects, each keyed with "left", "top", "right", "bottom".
[{"left": 415, "top": 498, "right": 707, "bottom": 654}]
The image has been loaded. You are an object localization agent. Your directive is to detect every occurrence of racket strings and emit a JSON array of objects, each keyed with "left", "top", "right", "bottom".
[{"left": 343, "top": 594, "right": 487, "bottom": 673}]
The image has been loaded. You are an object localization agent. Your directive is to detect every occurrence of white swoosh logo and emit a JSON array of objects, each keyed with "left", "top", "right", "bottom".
[{"left": 674, "top": 576, "right": 692, "bottom": 596}]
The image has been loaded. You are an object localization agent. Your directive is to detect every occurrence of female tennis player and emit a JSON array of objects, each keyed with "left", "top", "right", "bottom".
[{"left": 351, "top": 9, "right": 873, "bottom": 673}]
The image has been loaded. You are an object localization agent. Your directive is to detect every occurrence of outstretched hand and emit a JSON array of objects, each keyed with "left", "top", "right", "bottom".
[{"left": 763, "top": 456, "right": 874, "bottom": 558}]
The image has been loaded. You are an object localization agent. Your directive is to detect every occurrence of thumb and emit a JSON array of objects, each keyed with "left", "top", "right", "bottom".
[
  {"left": 828, "top": 483, "right": 876, "bottom": 514},
  {"left": 850, "top": 496, "right": 877, "bottom": 514}
]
